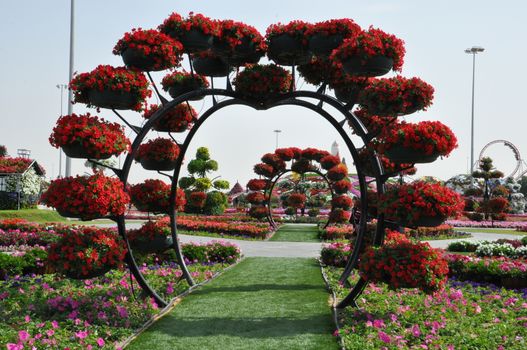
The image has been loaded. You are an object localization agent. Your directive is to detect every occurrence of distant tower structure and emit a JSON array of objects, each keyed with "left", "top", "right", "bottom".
[
  {"left": 331, "top": 141, "right": 340, "bottom": 158},
  {"left": 17, "top": 149, "right": 31, "bottom": 159}
]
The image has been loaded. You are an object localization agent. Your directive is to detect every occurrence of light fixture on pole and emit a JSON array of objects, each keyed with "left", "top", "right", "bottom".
[
  {"left": 464, "top": 45, "right": 484, "bottom": 175},
  {"left": 273, "top": 129, "right": 282, "bottom": 149},
  {"left": 56, "top": 84, "right": 67, "bottom": 178},
  {"left": 65, "top": 0, "right": 75, "bottom": 177}
]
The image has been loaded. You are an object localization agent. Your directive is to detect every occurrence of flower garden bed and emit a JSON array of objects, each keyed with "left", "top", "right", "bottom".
[{"left": 446, "top": 219, "right": 527, "bottom": 230}]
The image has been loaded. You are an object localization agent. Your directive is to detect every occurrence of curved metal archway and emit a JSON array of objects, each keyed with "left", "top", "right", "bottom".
[{"left": 478, "top": 139, "right": 524, "bottom": 180}]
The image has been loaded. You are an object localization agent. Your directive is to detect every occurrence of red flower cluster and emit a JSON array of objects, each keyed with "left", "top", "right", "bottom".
[
  {"left": 41, "top": 173, "right": 130, "bottom": 220},
  {"left": 359, "top": 76, "right": 434, "bottom": 116},
  {"left": 275, "top": 147, "right": 302, "bottom": 161},
  {"left": 351, "top": 108, "right": 396, "bottom": 136},
  {"left": 297, "top": 57, "right": 337, "bottom": 85},
  {"left": 69, "top": 65, "right": 151, "bottom": 111},
  {"left": 332, "top": 179, "right": 352, "bottom": 194},
  {"left": 159, "top": 12, "right": 219, "bottom": 39},
  {"left": 330, "top": 27, "right": 406, "bottom": 72},
  {"left": 359, "top": 240, "right": 448, "bottom": 294},
  {"left": 248, "top": 205, "right": 268, "bottom": 220},
  {"left": 291, "top": 158, "right": 316, "bottom": 174},
  {"left": 113, "top": 28, "right": 184, "bottom": 71},
  {"left": 47, "top": 226, "right": 127, "bottom": 279},
  {"left": 127, "top": 220, "right": 170, "bottom": 242},
  {"left": 188, "top": 191, "right": 207, "bottom": 208},
  {"left": 302, "top": 148, "right": 330, "bottom": 161},
  {"left": 356, "top": 146, "right": 416, "bottom": 177},
  {"left": 233, "top": 64, "right": 292, "bottom": 101},
  {"left": 379, "top": 181, "right": 464, "bottom": 227},
  {"left": 49, "top": 113, "right": 130, "bottom": 159},
  {"left": 321, "top": 225, "right": 355, "bottom": 240},
  {"left": 143, "top": 103, "right": 197, "bottom": 133},
  {"left": 161, "top": 70, "right": 209, "bottom": 91},
  {"left": 332, "top": 194, "right": 353, "bottom": 209},
  {"left": 306, "top": 18, "right": 361, "bottom": 39},
  {"left": 329, "top": 208, "right": 351, "bottom": 223},
  {"left": 215, "top": 20, "right": 266, "bottom": 53},
  {"left": 265, "top": 20, "right": 313, "bottom": 42},
  {"left": 379, "top": 121, "right": 458, "bottom": 157},
  {"left": 288, "top": 193, "right": 307, "bottom": 209},
  {"left": 0, "top": 157, "right": 33, "bottom": 174},
  {"left": 129, "top": 179, "right": 185, "bottom": 213},
  {"left": 254, "top": 163, "right": 278, "bottom": 178},
  {"left": 135, "top": 138, "right": 180, "bottom": 162},
  {"left": 246, "top": 179, "right": 269, "bottom": 191},
  {"left": 261, "top": 153, "right": 287, "bottom": 171},
  {"left": 247, "top": 192, "right": 267, "bottom": 204},
  {"left": 173, "top": 216, "right": 270, "bottom": 239},
  {"left": 327, "top": 163, "right": 348, "bottom": 181},
  {"left": 320, "top": 155, "right": 341, "bottom": 170}
]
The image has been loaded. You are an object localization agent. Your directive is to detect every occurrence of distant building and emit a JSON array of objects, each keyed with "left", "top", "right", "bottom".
[
  {"left": 228, "top": 181, "right": 245, "bottom": 207},
  {"left": 0, "top": 157, "right": 46, "bottom": 210}
]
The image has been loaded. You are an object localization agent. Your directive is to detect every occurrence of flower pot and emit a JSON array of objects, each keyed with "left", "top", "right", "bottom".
[
  {"left": 140, "top": 158, "right": 177, "bottom": 171},
  {"left": 400, "top": 215, "right": 446, "bottom": 228},
  {"left": 178, "top": 29, "right": 213, "bottom": 53},
  {"left": 268, "top": 34, "right": 312, "bottom": 66},
  {"left": 131, "top": 235, "right": 173, "bottom": 254},
  {"left": 363, "top": 101, "right": 421, "bottom": 117},
  {"left": 153, "top": 118, "right": 189, "bottom": 133},
  {"left": 168, "top": 83, "right": 204, "bottom": 101},
  {"left": 334, "top": 87, "right": 359, "bottom": 105},
  {"left": 121, "top": 48, "right": 158, "bottom": 71},
  {"left": 192, "top": 56, "right": 231, "bottom": 77},
  {"left": 61, "top": 142, "right": 112, "bottom": 160},
  {"left": 228, "top": 38, "right": 263, "bottom": 66},
  {"left": 87, "top": 89, "right": 137, "bottom": 110},
  {"left": 64, "top": 266, "right": 111, "bottom": 280},
  {"left": 342, "top": 55, "right": 393, "bottom": 77},
  {"left": 385, "top": 146, "right": 439, "bottom": 164},
  {"left": 309, "top": 34, "right": 344, "bottom": 57},
  {"left": 501, "top": 277, "right": 527, "bottom": 289}
]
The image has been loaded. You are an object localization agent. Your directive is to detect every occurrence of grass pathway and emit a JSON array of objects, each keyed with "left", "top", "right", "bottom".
[
  {"left": 269, "top": 224, "right": 320, "bottom": 242},
  {"left": 127, "top": 257, "right": 337, "bottom": 350}
]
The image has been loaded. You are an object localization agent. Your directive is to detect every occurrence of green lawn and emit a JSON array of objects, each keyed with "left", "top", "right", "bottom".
[
  {"left": 456, "top": 227, "right": 526, "bottom": 235},
  {"left": 268, "top": 224, "right": 320, "bottom": 242},
  {"left": 0, "top": 209, "right": 68, "bottom": 223},
  {"left": 127, "top": 258, "right": 338, "bottom": 350}
]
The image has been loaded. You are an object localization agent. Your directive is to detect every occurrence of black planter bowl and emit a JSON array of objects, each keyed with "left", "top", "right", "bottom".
[
  {"left": 309, "top": 34, "right": 344, "bottom": 57},
  {"left": 153, "top": 119, "right": 189, "bottom": 133},
  {"left": 333, "top": 87, "right": 359, "bottom": 105},
  {"left": 139, "top": 158, "right": 178, "bottom": 171},
  {"left": 342, "top": 55, "right": 393, "bottom": 77},
  {"left": 167, "top": 83, "right": 205, "bottom": 101},
  {"left": 177, "top": 29, "right": 213, "bottom": 53},
  {"left": 121, "top": 48, "right": 158, "bottom": 71},
  {"left": 267, "top": 34, "right": 312, "bottom": 66},
  {"left": 61, "top": 142, "right": 113, "bottom": 160},
  {"left": 192, "top": 56, "right": 232, "bottom": 77},
  {"left": 399, "top": 215, "right": 446, "bottom": 228},
  {"left": 130, "top": 236, "right": 174, "bottom": 254},
  {"left": 87, "top": 89, "right": 137, "bottom": 110},
  {"left": 385, "top": 146, "right": 438, "bottom": 164}
]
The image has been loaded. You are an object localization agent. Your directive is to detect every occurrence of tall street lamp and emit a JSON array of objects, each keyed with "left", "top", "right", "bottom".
[
  {"left": 465, "top": 46, "right": 484, "bottom": 175},
  {"left": 273, "top": 129, "right": 282, "bottom": 149},
  {"left": 56, "top": 84, "right": 67, "bottom": 178}
]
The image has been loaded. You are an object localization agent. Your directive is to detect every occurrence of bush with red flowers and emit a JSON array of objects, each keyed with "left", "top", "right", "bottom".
[
  {"left": 246, "top": 179, "right": 269, "bottom": 191},
  {"left": 327, "top": 163, "right": 348, "bottom": 181},
  {"left": 161, "top": 70, "right": 209, "bottom": 99},
  {"left": 320, "top": 225, "right": 354, "bottom": 240},
  {"left": 129, "top": 179, "right": 186, "bottom": 213},
  {"left": 379, "top": 181, "right": 464, "bottom": 227},
  {"left": 158, "top": 12, "right": 218, "bottom": 51},
  {"left": 261, "top": 153, "right": 286, "bottom": 171},
  {"left": 378, "top": 121, "right": 458, "bottom": 163},
  {"left": 69, "top": 65, "right": 151, "bottom": 111},
  {"left": 233, "top": 64, "right": 293, "bottom": 102},
  {"left": 254, "top": 163, "right": 277, "bottom": 178},
  {"left": 359, "top": 240, "right": 448, "bottom": 294},
  {"left": 330, "top": 27, "right": 405, "bottom": 74},
  {"left": 291, "top": 158, "right": 316, "bottom": 174},
  {"left": 113, "top": 28, "right": 184, "bottom": 71},
  {"left": 329, "top": 208, "right": 351, "bottom": 223},
  {"left": 135, "top": 138, "right": 180, "bottom": 162},
  {"left": 142, "top": 103, "right": 197, "bottom": 133},
  {"left": 359, "top": 76, "right": 434, "bottom": 116},
  {"left": 249, "top": 205, "right": 268, "bottom": 219},
  {"left": 49, "top": 113, "right": 130, "bottom": 159},
  {"left": 306, "top": 18, "right": 361, "bottom": 57},
  {"left": 332, "top": 195, "right": 353, "bottom": 209},
  {"left": 0, "top": 157, "right": 33, "bottom": 174},
  {"left": 247, "top": 192, "right": 266, "bottom": 204},
  {"left": 275, "top": 147, "right": 302, "bottom": 161},
  {"left": 332, "top": 179, "right": 352, "bottom": 194},
  {"left": 188, "top": 191, "right": 207, "bottom": 209},
  {"left": 47, "top": 226, "right": 127, "bottom": 279},
  {"left": 287, "top": 193, "right": 307, "bottom": 209},
  {"left": 41, "top": 173, "right": 130, "bottom": 220},
  {"left": 302, "top": 148, "right": 330, "bottom": 161},
  {"left": 320, "top": 155, "right": 341, "bottom": 170}
]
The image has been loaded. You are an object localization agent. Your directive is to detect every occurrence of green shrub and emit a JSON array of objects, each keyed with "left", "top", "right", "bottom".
[{"left": 447, "top": 240, "right": 480, "bottom": 252}]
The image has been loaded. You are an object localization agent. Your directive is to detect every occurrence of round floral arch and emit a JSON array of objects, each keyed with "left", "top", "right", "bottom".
[{"left": 42, "top": 12, "right": 464, "bottom": 309}]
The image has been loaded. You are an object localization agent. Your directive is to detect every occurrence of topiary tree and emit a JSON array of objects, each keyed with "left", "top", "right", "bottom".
[
  {"left": 0, "top": 145, "right": 7, "bottom": 158},
  {"left": 178, "top": 147, "right": 229, "bottom": 214},
  {"left": 472, "top": 157, "right": 508, "bottom": 223}
]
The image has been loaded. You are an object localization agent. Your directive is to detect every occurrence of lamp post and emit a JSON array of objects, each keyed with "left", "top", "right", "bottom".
[
  {"left": 56, "top": 84, "right": 67, "bottom": 178},
  {"left": 273, "top": 129, "right": 282, "bottom": 149},
  {"left": 65, "top": 0, "right": 75, "bottom": 177},
  {"left": 465, "top": 46, "right": 484, "bottom": 175}
]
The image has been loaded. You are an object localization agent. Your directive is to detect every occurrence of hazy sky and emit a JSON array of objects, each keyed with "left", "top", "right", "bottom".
[{"left": 1, "top": 0, "right": 526, "bottom": 188}]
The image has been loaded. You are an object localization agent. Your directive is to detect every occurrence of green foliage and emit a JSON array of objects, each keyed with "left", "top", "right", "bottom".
[
  {"left": 520, "top": 176, "right": 527, "bottom": 197},
  {"left": 194, "top": 177, "right": 212, "bottom": 192},
  {"left": 0, "top": 145, "right": 7, "bottom": 158},
  {"left": 213, "top": 179, "right": 230, "bottom": 190},
  {"left": 187, "top": 159, "right": 207, "bottom": 175},
  {"left": 203, "top": 191, "right": 228, "bottom": 215},
  {"left": 178, "top": 176, "right": 195, "bottom": 190},
  {"left": 0, "top": 248, "right": 47, "bottom": 278},
  {"left": 196, "top": 147, "right": 210, "bottom": 161},
  {"left": 205, "top": 159, "right": 218, "bottom": 172}
]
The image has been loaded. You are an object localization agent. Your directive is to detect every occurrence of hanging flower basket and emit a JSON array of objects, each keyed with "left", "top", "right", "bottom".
[
  {"left": 135, "top": 138, "right": 180, "bottom": 171},
  {"left": 329, "top": 208, "right": 351, "bottom": 223},
  {"left": 355, "top": 147, "right": 416, "bottom": 177},
  {"left": 330, "top": 27, "right": 405, "bottom": 77},
  {"left": 213, "top": 20, "right": 266, "bottom": 66},
  {"left": 192, "top": 53, "right": 231, "bottom": 77},
  {"left": 233, "top": 64, "right": 292, "bottom": 105},
  {"left": 306, "top": 18, "right": 361, "bottom": 57},
  {"left": 246, "top": 179, "right": 269, "bottom": 191},
  {"left": 291, "top": 158, "right": 315, "bottom": 174},
  {"left": 379, "top": 181, "right": 464, "bottom": 228},
  {"left": 332, "top": 179, "right": 352, "bottom": 194},
  {"left": 249, "top": 205, "right": 268, "bottom": 219},
  {"left": 287, "top": 193, "right": 307, "bottom": 209},
  {"left": 378, "top": 121, "right": 458, "bottom": 164},
  {"left": 261, "top": 153, "right": 286, "bottom": 171},
  {"left": 129, "top": 179, "right": 186, "bottom": 213},
  {"left": 358, "top": 76, "right": 435, "bottom": 117},
  {"left": 253, "top": 162, "right": 278, "bottom": 178},
  {"left": 47, "top": 227, "right": 127, "bottom": 280},
  {"left": 161, "top": 71, "right": 209, "bottom": 101},
  {"left": 113, "top": 28, "right": 183, "bottom": 71},
  {"left": 297, "top": 58, "right": 336, "bottom": 86},
  {"left": 70, "top": 65, "right": 151, "bottom": 111},
  {"left": 266, "top": 21, "right": 313, "bottom": 65},
  {"left": 327, "top": 163, "right": 348, "bottom": 181},
  {"left": 247, "top": 192, "right": 266, "bottom": 204},
  {"left": 330, "top": 76, "right": 371, "bottom": 105},
  {"left": 128, "top": 221, "right": 174, "bottom": 254},
  {"left": 41, "top": 173, "right": 130, "bottom": 220},
  {"left": 158, "top": 13, "right": 218, "bottom": 53},
  {"left": 49, "top": 113, "right": 130, "bottom": 159},
  {"left": 142, "top": 103, "right": 197, "bottom": 133}
]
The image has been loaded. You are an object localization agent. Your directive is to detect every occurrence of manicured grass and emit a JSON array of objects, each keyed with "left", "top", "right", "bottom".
[
  {"left": 0, "top": 209, "right": 67, "bottom": 223},
  {"left": 127, "top": 258, "right": 338, "bottom": 350},
  {"left": 456, "top": 227, "right": 525, "bottom": 235},
  {"left": 178, "top": 229, "right": 266, "bottom": 241},
  {"left": 268, "top": 224, "right": 320, "bottom": 242}
]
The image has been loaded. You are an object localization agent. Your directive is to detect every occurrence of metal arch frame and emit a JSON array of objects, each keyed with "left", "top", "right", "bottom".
[
  {"left": 478, "top": 139, "right": 523, "bottom": 179},
  {"left": 116, "top": 86, "right": 389, "bottom": 309},
  {"left": 262, "top": 167, "right": 336, "bottom": 230}
]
